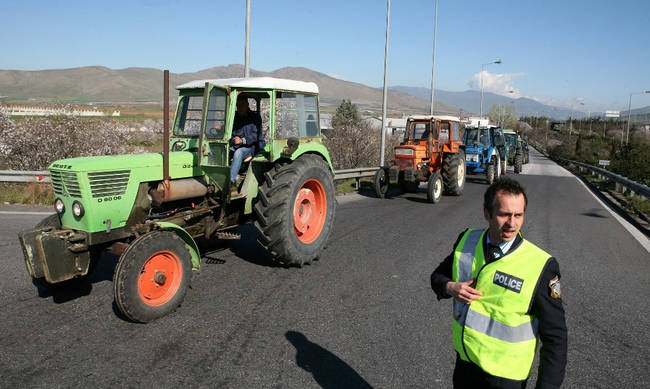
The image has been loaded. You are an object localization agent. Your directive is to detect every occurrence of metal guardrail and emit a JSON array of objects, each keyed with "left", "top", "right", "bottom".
[
  {"left": 0, "top": 170, "right": 50, "bottom": 183},
  {"left": 1, "top": 168, "right": 380, "bottom": 187},
  {"left": 559, "top": 159, "right": 650, "bottom": 200}
]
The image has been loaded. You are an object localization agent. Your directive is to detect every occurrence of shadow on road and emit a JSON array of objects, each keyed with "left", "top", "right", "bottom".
[
  {"left": 285, "top": 330, "right": 373, "bottom": 389},
  {"left": 465, "top": 175, "right": 488, "bottom": 185},
  {"left": 34, "top": 251, "right": 118, "bottom": 304},
  {"left": 200, "top": 224, "right": 286, "bottom": 268}
]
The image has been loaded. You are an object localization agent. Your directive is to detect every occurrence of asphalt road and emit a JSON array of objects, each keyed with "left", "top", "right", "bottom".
[{"left": 1, "top": 149, "right": 648, "bottom": 388}]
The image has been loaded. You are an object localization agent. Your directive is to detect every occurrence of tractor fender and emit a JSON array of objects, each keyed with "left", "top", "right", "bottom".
[
  {"left": 487, "top": 147, "right": 498, "bottom": 161},
  {"left": 153, "top": 221, "right": 201, "bottom": 270}
]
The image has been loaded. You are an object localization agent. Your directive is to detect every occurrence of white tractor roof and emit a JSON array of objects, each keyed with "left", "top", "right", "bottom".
[
  {"left": 407, "top": 114, "right": 460, "bottom": 122},
  {"left": 177, "top": 77, "right": 319, "bottom": 94}
]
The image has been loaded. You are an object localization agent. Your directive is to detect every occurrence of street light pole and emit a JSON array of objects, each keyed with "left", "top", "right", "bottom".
[
  {"left": 244, "top": 0, "right": 251, "bottom": 77},
  {"left": 626, "top": 90, "right": 650, "bottom": 144},
  {"left": 429, "top": 0, "right": 438, "bottom": 115},
  {"left": 380, "top": 0, "right": 391, "bottom": 166},
  {"left": 480, "top": 60, "right": 501, "bottom": 121}
]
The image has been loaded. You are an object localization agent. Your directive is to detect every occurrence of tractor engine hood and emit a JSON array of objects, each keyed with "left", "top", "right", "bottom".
[{"left": 49, "top": 151, "right": 198, "bottom": 179}]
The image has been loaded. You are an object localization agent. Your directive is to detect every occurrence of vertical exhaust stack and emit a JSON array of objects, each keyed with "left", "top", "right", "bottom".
[{"left": 163, "top": 70, "right": 170, "bottom": 183}]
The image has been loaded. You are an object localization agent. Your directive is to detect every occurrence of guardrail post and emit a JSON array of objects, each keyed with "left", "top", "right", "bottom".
[{"left": 355, "top": 178, "right": 360, "bottom": 190}]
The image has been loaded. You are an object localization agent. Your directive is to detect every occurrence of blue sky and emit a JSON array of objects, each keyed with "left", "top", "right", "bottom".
[{"left": 2, "top": 0, "right": 650, "bottom": 112}]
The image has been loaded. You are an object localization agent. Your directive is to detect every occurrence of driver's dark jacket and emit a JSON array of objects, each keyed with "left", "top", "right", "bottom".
[
  {"left": 231, "top": 110, "right": 262, "bottom": 151},
  {"left": 431, "top": 230, "right": 567, "bottom": 389}
]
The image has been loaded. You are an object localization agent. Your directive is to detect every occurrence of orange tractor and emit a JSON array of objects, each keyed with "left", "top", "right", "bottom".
[{"left": 374, "top": 115, "right": 466, "bottom": 203}]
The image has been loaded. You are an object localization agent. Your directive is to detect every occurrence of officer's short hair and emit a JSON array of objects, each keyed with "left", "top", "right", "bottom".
[{"left": 484, "top": 177, "right": 528, "bottom": 215}]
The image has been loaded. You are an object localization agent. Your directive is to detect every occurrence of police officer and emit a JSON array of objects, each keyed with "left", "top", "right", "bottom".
[{"left": 431, "top": 177, "right": 567, "bottom": 388}]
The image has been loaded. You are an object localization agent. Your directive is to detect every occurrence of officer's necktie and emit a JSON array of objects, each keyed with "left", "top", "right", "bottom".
[{"left": 488, "top": 244, "right": 503, "bottom": 262}]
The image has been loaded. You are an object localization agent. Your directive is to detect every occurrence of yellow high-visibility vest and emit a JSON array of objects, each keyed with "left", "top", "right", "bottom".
[{"left": 451, "top": 228, "right": 550, "bottom": 380}]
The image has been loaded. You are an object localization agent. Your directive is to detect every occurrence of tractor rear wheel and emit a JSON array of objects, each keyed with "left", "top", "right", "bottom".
[
  {"left": 374, "top": 168, "right": 389, "bottom": 198},
  {"left": 114, "top": 231, "right": 192, "bottom": 323},
  {"left": 514, "top": 152, "right": 523, "bottom": 174},
  {"left": 254, "top": 154, "right": 336, "bottom": 267},
  {"left": 427, "top": 173, "right": 443, "bottom": 203},
  {"left": 442, "top": 150, "right": 466, "bottom": 196}
]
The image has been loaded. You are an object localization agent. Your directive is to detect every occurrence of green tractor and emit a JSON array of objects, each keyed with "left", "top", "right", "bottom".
[
  {"left": 503, "top": 129, "right": 524, "bottom": 174},
  {"left": 18, "top": 72, "right": 337, "bottom": 322}
]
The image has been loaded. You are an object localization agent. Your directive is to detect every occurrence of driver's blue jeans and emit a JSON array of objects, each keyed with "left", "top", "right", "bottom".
[{"left": 230, "top": 146, "right": 254, "bottom": 183}]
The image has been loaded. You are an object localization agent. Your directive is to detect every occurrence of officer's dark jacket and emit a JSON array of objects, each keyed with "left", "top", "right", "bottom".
[{"left": 431, "top": 229, "right": 568, "bottom": 389}]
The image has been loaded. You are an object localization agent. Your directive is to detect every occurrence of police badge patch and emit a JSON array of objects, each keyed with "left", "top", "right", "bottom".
[{"left": 549, "top": 275, "right": 562, "bottom": 299}]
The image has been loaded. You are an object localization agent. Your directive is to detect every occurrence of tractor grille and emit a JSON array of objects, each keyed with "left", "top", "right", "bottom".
[
  {"left": 50, "top": 169, "right": 82, "bottom": 198},
  {"left": 88, "top": 170, "right": 130, "bottom": 198}
]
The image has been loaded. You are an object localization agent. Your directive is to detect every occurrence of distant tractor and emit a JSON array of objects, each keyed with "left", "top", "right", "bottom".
[
  {"left": 18, "top": 73, "right": 337, "bottom": 322},
  {"left": 503, "top": 129, "right": 524, "bottom": 174},
  {"left": 463, "top": 125, "right": 508, "bottom": 184},
  {"left": 374, "top": 115, "right": 466, "bottom": 203}
]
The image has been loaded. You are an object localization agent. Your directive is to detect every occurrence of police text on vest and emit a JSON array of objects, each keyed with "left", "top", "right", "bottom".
[{"left": 493, "top": 271, "right": 524, "bottom": 293}]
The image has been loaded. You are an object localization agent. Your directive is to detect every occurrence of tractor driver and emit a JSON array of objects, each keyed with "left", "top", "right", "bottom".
[{"left": 230, "top": 95, "right": 262, "bottom": 185}]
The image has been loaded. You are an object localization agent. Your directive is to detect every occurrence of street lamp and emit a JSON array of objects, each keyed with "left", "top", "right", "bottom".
[
  {"left": 625, "top": 90, "right": 650, "bottom": 144},
  {"left": 480, "top": 59, "right": 502, "bottom": 121}
]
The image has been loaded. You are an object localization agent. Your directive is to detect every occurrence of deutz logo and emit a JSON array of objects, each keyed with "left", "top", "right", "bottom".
[
  {"left": 52, "top": 163, "right": 73, "bottom": 169},
  {"left": 493, "top": 271, "right": 523, "bottom": 293}
]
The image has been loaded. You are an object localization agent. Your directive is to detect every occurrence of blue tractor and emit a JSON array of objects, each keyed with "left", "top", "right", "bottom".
[{"left": 463, "top": 125, "right": 508, "bottom": 184}]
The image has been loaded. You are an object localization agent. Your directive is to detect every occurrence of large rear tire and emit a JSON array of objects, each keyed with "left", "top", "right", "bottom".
[
  {"left": 254, "top": 154, "right": 336, "bottom": 267},
  {"left": 442, "top": 151, "right": 466, "bottom": 196},
  {"left": 374, "top": 168, "right": 389, "bottom": 198},
  {"left": 113, "top": 231, "right": 192, "bottom": 323}
]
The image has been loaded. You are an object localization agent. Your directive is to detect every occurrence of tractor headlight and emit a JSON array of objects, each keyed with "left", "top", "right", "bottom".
[
  {"left": 395, "top": 148, "right": 414, "bottom": 156},
  {"left": 55, "top": 198, "right": 65, "bottom": 214},
  {"left": 72, "top": 201, "right": 85, "bottom": 217}
]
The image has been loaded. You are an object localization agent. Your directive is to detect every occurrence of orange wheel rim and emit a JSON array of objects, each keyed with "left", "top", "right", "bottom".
[
  {"left": 293, "top": 178, "right": 327, "bottom": 244},
  {"left": 137, "top": 250, "right": 183, "bottom": 307}
]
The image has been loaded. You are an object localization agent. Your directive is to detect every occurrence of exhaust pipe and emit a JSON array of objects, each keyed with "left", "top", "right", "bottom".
[{"left": 149, "top": 178, "right": 208, "bottom": 206}]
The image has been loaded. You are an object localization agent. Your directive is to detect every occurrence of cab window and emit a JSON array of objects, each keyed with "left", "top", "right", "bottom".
[
  {"left": 276, "top": 92, "right": 320, "bottom": 138},
  {"left": 205, "top": 88, "right": 227, "bottom": 139},
  {"left": 410, "top": 123, "right": 430, "bottom": 140},
  {"left": 174, "top": 94, "right": 203, "bottom": 136},
  {"left": 440, "top": 122, "right": 450, "bottom": 143}
]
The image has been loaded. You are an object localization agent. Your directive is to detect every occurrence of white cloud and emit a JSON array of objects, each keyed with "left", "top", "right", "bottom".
[
  {"left": 467, "top": 71, "right": 524, "bottom": 98},
  {"left": 328, "top": 73, "right": 347, "bottom": 81}
]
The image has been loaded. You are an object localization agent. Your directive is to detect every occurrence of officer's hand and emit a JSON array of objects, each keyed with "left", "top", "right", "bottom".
[
  {"left": 233, "top": 136, "right": 242, "bottom": 145},
  {"left": 446, "top": 280, "right": 482, "bottom": 304}
]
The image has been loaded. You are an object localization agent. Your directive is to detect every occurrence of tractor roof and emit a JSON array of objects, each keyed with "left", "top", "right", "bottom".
[
  {"left": 177, "top": 77, "right": 319, "bottom": 94},
  {"left": 503, "top": 129, "right": 518, "bottom": 134},
  {"left": 407, "top": 114, "right": 460, "bottom": 122}
]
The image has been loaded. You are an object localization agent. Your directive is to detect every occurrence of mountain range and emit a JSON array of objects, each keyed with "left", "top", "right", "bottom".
[{"left": 1, "top": 65, "right": 648, "bottom": 120}]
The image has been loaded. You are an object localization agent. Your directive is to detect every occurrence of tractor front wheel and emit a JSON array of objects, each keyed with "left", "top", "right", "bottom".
[
  {"left": 113, "top": 231, "right": 192, "bottom": 323},
  {"left": 254, "top": 154, "right": 336, "bottom": 267},
  {"left": 486, "top": 157, "right": 497, "bottom": 184},
  {"left": 374, "top": 168, "right": 389, "bottom": 198},
  {"left": 427, "top": 173, "right": 443, "bottom": 203},
  {"left": 514, "top": 152, "right": 523, "bottom": 174},
  {"left": 442, "top": 150, "right": 466, "bottom": 196}
]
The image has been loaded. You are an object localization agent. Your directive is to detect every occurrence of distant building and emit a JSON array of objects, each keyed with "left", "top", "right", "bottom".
[{"left": 0, "top": 105, "right": 120, "bottom": 117}]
